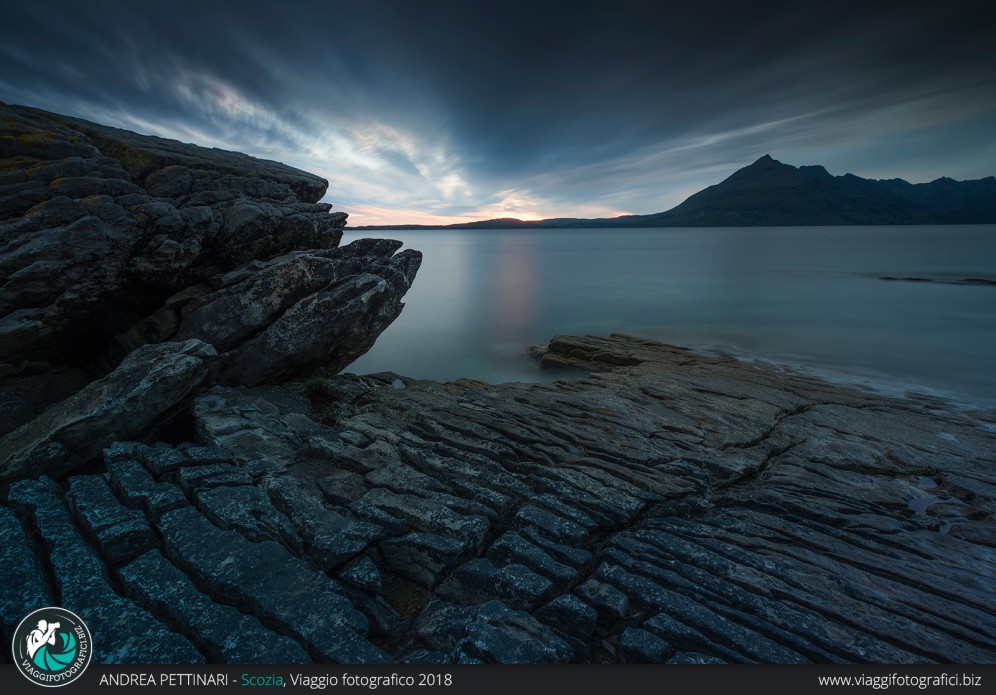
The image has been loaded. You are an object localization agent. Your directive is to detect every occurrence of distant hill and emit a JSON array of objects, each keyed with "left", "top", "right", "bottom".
[{"left": 352, "top": 155, "right": 996, "bottom": 229}]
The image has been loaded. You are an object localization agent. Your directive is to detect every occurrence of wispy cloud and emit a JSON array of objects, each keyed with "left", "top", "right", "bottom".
[{"left": 1, "top": 0, "right": 993, "bottom": 225}]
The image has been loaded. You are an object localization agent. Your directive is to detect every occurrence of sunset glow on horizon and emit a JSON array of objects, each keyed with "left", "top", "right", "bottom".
[{"left": 2, "top": 1, "right": 992, "bottom": 228}]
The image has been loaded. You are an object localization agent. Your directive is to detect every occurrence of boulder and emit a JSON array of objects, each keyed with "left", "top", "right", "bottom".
[
  {"left": 161, "top": 241, "right": 422, "bottom": 385},
  {"left": 0, "top": 340, "right": 215, "bottom": 482}
]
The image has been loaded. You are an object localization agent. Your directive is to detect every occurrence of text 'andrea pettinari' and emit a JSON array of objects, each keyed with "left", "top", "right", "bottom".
[{"left": 98, "top": 673, "right": 230, "bottom": 686}]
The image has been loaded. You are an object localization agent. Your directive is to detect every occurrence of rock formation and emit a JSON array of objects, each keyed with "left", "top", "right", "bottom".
[
  {"left": 3, "top": 333, "right": 994, "bottom": 663},
  {"left": 2, "top": 106, "right": 993, "bottom": 665},
  {"left": 0, "top": 102, "right": 420, "bottom": 477}
]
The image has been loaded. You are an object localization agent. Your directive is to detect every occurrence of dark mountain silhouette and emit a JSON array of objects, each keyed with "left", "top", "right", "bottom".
[{"left": 353, "top": 155, "right": 996, "bottom": 229}]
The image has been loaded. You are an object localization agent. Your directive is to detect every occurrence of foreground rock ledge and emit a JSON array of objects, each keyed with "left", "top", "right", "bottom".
[
  {"left": 2, "top": 334, "right": 994, "bottom": 664},
  {"left": 0, "top": 102, "right": 420, "bottom": 441}
]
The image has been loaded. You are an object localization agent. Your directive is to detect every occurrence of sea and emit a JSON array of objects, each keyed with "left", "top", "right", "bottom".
[{"left": 340, "top": 225, "right": 996, "bottom": 407}]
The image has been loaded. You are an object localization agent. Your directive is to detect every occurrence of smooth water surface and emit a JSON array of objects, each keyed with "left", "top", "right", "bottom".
[{"left": 341, "top": 226, "right": 996, "bottom": 403}]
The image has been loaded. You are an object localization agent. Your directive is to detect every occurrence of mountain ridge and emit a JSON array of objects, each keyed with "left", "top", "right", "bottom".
[{"left": 353, "top": 155, "right": 996, "bottom": 229}]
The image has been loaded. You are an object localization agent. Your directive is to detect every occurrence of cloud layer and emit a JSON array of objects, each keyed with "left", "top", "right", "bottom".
[{"left": 2, "top": 0, "right": 993, "bottom": 224}]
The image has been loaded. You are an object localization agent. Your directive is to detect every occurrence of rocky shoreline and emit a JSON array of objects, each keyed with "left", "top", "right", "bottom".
[
  {"left": 2, "top": 334, "right": 994, "bottom": 664},
  {"left": 1, "top": 106, "right": 994, "bottom": 665}
]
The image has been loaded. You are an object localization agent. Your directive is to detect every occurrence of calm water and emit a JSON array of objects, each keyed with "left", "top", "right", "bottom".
[{"left": 341, "top": 226, "right": 996, "bottom": 404}]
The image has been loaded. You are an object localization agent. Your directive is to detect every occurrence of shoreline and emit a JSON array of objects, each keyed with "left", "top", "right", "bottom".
[
  {"left": 5, "top": 333, "right": 993, "bottom": 664},
  {"left": 348, "top": 333, "right": 996, "bottom": 415},
  {"left": 654, "top": 339, "right": 996, "bottom": 415},
  {"left": 339, "top": 225, "right": 996, "bottom": 412}
]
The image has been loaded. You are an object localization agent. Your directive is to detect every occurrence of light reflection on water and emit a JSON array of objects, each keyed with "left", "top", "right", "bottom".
[
  {"left": 341, "top": 226, "right": 996, "bottom": 403},
  {"left": 493, "top": 234, "right": 537, "bottom": 349}
]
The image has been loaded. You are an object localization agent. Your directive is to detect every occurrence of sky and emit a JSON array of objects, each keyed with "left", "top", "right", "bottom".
[{"left": 1, "top": 0, "right": 994, "bottom": 226}]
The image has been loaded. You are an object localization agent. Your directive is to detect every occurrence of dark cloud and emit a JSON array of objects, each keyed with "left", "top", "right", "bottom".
[{"left": 2, "top": 0, "right": 993, "bottom": 223}]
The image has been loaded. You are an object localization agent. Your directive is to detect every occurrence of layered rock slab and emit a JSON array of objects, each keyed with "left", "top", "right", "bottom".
[
  {"left": 6, "top": 477, "right": 203, "bottom": 663},
  {"left": 295, "top": 335, "right": 996, "bottom": 663},
  {"left": 2, "top": 334, "right": 993, "bottom": 663},
  {"left": 0, "top": 340, "right": 215, "bottom": 483}
]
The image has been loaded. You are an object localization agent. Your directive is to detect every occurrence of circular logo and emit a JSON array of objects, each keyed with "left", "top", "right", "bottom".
[{"left": 12, "top": 607, "right": 92, "bottom": 687}]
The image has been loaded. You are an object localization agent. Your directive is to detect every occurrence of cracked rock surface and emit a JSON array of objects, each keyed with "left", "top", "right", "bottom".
[{"left": 3, "top": 334, "right": 993, "bottom": 663}]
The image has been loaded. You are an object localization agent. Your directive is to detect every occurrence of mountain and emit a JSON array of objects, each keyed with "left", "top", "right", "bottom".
[
  {"left": 876, "top": 176, "right": 996, "bottom": 218},
  {"left": 353, "top": 156, "right": 996, "bottom": 229},
  {"left": 642, "top": 155, "right": 996, "bottom": 226}
]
